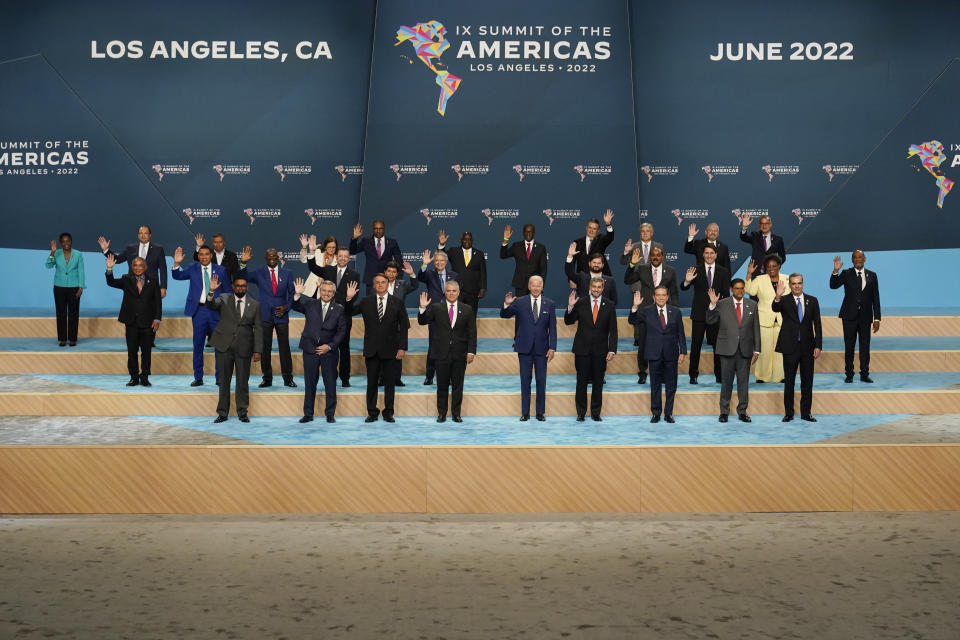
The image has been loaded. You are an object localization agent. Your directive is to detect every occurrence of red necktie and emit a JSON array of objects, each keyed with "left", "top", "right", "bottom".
[
  {"left": 736, "top": 301, "right": 742, "bottom": 325},
  {"left": 659, "top": 308, "right": 666, "bottom": 330},
  {"left": 376, "top": 240, "right": 382, "bottom": 258},
  {"left": 653, "top": 267, "right": 659, "bottom": 287},
  {"left": 525, "top": 242, "right": 531, "bottom": 259},
  {"left": 271, "top": 268, "right": 277, "bottom": 295},
  {"left": 592, "top": 298, "right": 599, "bottom": 324}
]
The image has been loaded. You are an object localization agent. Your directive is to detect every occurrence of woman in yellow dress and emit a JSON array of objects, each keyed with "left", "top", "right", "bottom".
[{"left": 744, "top": 254, "right": 789, "bottom": 383}]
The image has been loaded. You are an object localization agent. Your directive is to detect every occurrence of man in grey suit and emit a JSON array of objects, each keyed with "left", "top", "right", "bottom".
[
  {"left": 206, "top": 274, "right": 263, "bottom": 423},
  {"left": 705, "top": 278, "right": 760, "bottom": 423}
]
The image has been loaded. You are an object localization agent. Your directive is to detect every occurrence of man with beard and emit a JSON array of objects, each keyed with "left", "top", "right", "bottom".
[{"left": 624, "top": 246, "right": 679, "bottom": 384}]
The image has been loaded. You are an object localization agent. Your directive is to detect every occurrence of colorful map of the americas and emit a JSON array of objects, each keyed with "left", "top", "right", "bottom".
[{"left": 396, "top": 21, "right": 462, "bottom": 116}]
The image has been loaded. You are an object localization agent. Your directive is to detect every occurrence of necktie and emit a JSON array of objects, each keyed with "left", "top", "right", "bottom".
[
  {"left": 525, "top": 243, "right": 531, "bottom": 260},
  {"left": 377, "top": 296, "right": 384, "bottom": 320},
  {"left": 532, "top": 298, "right": 539, "bottom": 320},
  {"left": 796, "top": 297, "right": 803, "bottom": 341},
  {"left": 140, "top": 244, "right": 147, "bottom": 260},
  {"left": 643, "top": 244, "right": 649, "bottom": 262},
  {"left": 659, "top": 307, "right": 666, "bottom": 330},
  {"left": 592, "top": 298, "right": 599, "bottom": 324},
  {"left": 464, "top": 249, "right": 470, "bottom": 266},
  {"left": 858, "top": 271, "right": 864, "bottom": 290},
  {"left": 736, "top": 300, "right": 742, "bottom": 324},
  {"left": 322, "top": 303, "right": 327, "bottom": 322},
  {"left": 763, "top": 235, "right": 769, "bottom": 251},
  {"left": 137, "top": 276, "right": 143, "bottom": 293},
  {"left": 653, "top": 267, "right": 659, "bottom": 287},
  {"left": 440, "top": 272, "right": 445, "bottom": 288},
  {"left": 707, "top": 266, "right": 712, "bottom": 288},
  {"left": 337, "top": 269, "right": 343, "bottom": 286},
  {"left": 376, "top": 240, "right": 382, "bottom": 258},
  {"left": 236, "top": 297, "right": 242, "bottom": 315},
  {"left": 449, "top": 303, "right": 455, "bottom": 326},
  {"left": 271, "top": 268, "right": 278, "bottom": 295},
  {"left": 585, "top": 238, "right": 591, "bottom": 255},
  {"left": 203, "top": 266, "right": 210, "bottom": 295}
]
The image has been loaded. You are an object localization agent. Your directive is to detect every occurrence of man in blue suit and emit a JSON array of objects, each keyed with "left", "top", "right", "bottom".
[
  {"left": 349, "top": 220, "right": 403, "bottom": 294},
  {"left": 500, "top": 275, "right": 557, "bottom": 421},
  {"left": 629, "top": 287, "right": 687, "bottom": 423},
  {"left": 417, "top": 249, "right": 459, "bottom": 385},
  {"left": 172, "top": 245, "right": 231, "bottom": 386},
  {"left": 238, "top": 248, "right": 296, "bottom": 388},
  {"left": 292, "top": 278, "right": 353, "bottom": 423}
]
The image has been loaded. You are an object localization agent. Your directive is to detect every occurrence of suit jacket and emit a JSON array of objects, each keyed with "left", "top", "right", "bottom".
[
  {"left": 440, "top": 245, "right": 487, "bottom": 295},
  {"left": 318, "top": 265, "right": 362, "bottom": 312},
  {"left": 564, "top": 259, "right": 618, "bottom": 305},
  {"left": 237, "top": 265, "right": 295, "bottom": 323},
  {"left": 417, "top": 265, "right": 459, "bottom": 303},
  {"left": 564, "top": 295, "right": 618, "bottom": 355},
  {"left": 349, "top": 235, "right": 403, "bottom": 286},
  {"left": 829, "top": 268, "right": 881, "bottom": 323},
  {"left": 683, "top": 238, "right": 731, "bottom": 272},
  {"left": 628, "top": 304, "right": 687, "bottom": 361},
  {"left": 107, "top": 242, "right": 168, "bottom": 289},
  {"left": 351, "top": 293, "right": 410, "bottom": 358},
  {"left": 500, "top": 295, "right": 558, "bottom": 356},
  {"left": 680, "top": 263, "right": 731, "bottom": 321},
  {"left": 206, "top": 293, "right": 263, "bottom": 357},
  {"left": 740, "top": 231, "right": 786, "bottom": 276},
  {"left": 772, "top": 294, "right": 823, "bottom": 355},
  {"left": 171, "top": 263, "right": 231, "bottom": 316},
  {"left": 623, "top": 263, "right": 680, "bottom": 303},
  {"left": 387, "top": 273, "right": 418, "bottom": 305},
  {"left": 194, "top": 248, "right": 240, "bottom": 282},
  {"left": 292, "top": 296, "right": 346, "bottom": 354},
  {"left": 500, "top": 240, "right": 548, "bottom": 289},
  {"left": 417, "top": 301, "right": 477, "bottom": 361},
  {"left": 572, "top": 229, "right": 614, "bottom": 274},
  {"left": 706, "top": 296, "right": 761, "bottom": 358},
  {"left": 105, "top": 271, "right": 162, "bottom": 328},
  {"left": 619, "top": 240, "right": 663, "bottom": 266}
]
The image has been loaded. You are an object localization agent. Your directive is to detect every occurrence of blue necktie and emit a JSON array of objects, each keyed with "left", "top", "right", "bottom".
[{"left": 796, "top": 297, "right": 803, "bottom": 341}]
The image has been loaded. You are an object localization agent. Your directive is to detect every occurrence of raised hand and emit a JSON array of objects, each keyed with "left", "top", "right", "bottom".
[
  {"left": 746, "top": 259, "right": 756, "bottom": 278},
  {"left": 688, "top": 222, "right": 699, "bottom": 237},
  {"left": 567, "top": 241, "right": 578, "bottom": 258},
  {"left": 50, "top": 240, "right": 57, "bottom": 254},
  {"left": 707, "top": 288, "right": 719, "bottom": 306},
  {"left": 293, "top": 277, "right": 305, "bottom": 295},
  {"left": 603, "top": 208, "right": 614, "bottom": 226},
  {"left": 299, "top": 233, "right": 309, "bottom": 248},
  {"left": 419, "top": 291, "right": 430, "bottom": 307},
  {"left": 631, "top": 247, "right": 643, "bottom": 264},
  {"left": 623, "top": 238, "right": 634, "bottom": 254},
  {"left": 173, "top": 246, "right": 184, "bottom": 265},
  {"left": 97, "top": 236, "right": 110, "bottom": 252},
  {"left": 209, "top": 273, "right": 221, "bottom": 291},
  {"left": 775, "top": 280, "right": 787, "bottom": 297},
  {"left": 421, "top": 249, "right": 432, "bottom": 264},
  {"left": 105, "top": 254, "right": 116, "bottom": 269},
  {"left": 352, "top": 223, "right": 363, "bottom": 239},
  {"left": 307, "top": 234, "right": 317, "bottom": 253},
  {"left": 740, "top": 212, "right": 753, "bottom": 228},
  {"left": 402, "top": 261, "right": 415, "bottom": 276},
  {"left": 437, "top": 229, "right": 449, "bottom": 245},
  {"left": 632, "top": 290, "right": 643, "bottom": 308},
  {"left": 345, "top": 280, "right": 359, "bottom": 300},
  {"left": 567, "top": 290, "right": 579, "bottom": 308},
  {"left": 833, "top": 255, "right": 843, "bottom": 272},
  {"left": 240, "top": 245, "right": 252, "bottom": 263},
  {"left": 504, "top": 291, "right": 516, "bottom": 306},
  {"left": 194, "top": 233, "right": 204, "bottom": 247},
  {"left": 503, "top": 225, "right": 513, "bottom": 240},
  {"left": 685, "top": 266, "right": 697, "bottom": 282}
]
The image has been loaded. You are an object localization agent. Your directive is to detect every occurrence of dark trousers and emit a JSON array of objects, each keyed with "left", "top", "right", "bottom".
[
  {"left": 124, "top": 324, "right": 153, "bottom": 377},
  {"left": 303, "top": 351, "right": 339, "bottom": 417},
  {"left": 635, "top": 323, "right": 648, "bottom": 375},
  {"left": 260, "top": 319, "right": 293, "bottom": 382},
  {"left": 459, "top": 291, "right": 479, "bottom": 313},
  {"left": 719, "top": 352, "right": 751, "bottom": 415},
  {"left": 435, "top": 358, "right": 467, "bottom": 417},
  {"left": 782, "top": 351, "right": 815, "bottom": 417},
  {"left": 842, "top": 319, "right": 872, "bottom": 376},
  {"left": 575, "top": 353, "right": 607, "bottom": 417},
  {"left": 365, "top": 356, "right": 397, "bottom": 418},
  {"left": 518, "top": 352, "right": 547, "bottom": 416},
  {"left": 338, "top": 322, "right": 352, "bottom": 383},
  {"left": 688, "top": 319, "right": 720, "bottom": 380},
  {"left": 53, "top": 286, "right": 80, "bottom": 343},
  {"left": 191, "top": 305, "right": 220, "bottom": 381},
  {"left": 216, "top": 348, "right": 251, "bottom": 418},
  {"left": 425, "top": 323, "right": 436, "bottom": 379},
  {"left": 649, "top": 357, "right": 678, "bottom": 416}
]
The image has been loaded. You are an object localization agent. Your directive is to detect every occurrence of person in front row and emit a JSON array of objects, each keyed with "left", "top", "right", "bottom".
[
  {"left": 629, "top": 287, "right": 686, "bottom": 423},
  {"left": 772, "top": 274, "right": 822, "bottom": 423},
  {"left": 829, "top": 251, "right": 881, "bottom": 383},
  {"left": 172, "top": 244, "right": 231, "bottom": 387},
  {"left": 205, "top": 274, "right": 262, "bottom": 423},
  {"left": 564, "top": 277, "right": 618, "bottom": 422},
  {"left": 105, "top": 255, "right": 161, "bottom": 387},
  {"left": 706, "top": 279, "right": 760, "bottom": 423},
  {"left": 46, "top": 233, "right": 85, "bottom": 347},
  {"left": 417, "top": 282, "right": 477, "bottom": 423},
  {"left": 293, "top": 278, "right": 355, "bottom": 424},
  {"left": 500, "top": 275, "right": 557, "bottom": 422},
  {"left": 351, "top": 273, "right": 409, "bottom": 422}
]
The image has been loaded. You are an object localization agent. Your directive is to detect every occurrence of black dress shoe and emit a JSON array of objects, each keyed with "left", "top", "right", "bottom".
[
  {"left": 126, "top": 378, "right": 139, "bottom": 387},
  {"left": 58, "top": 341, "right": 67, "bottom": 347},
  {"left": 239, "top": 415, "right": 250, "bottom": 423},
  {"left": 715, "top": 378, "right": 722, "bottom": 384},
  {"left": 782, "top": 415, "right": 794, "bottom": 422},
  {"left": 299, "top": 416, "right": 313, "bottom": 423},
  {"left": 844, "top": 375, "right": 854, "bottom": 383},
  {"left": 326, "top": 416, "right": 336, "bottom": 423},
  {"left": 283, "top": 380, "right": 297, "bottom": 388},
  {"left": 213, "top": 415, "right": 228, "bottom": 423},
  {"left": 536, "top": 414, "right": 546, "bottom": 422},
  {"left": 637, "top": 374, "right": 647, "bottom": 384},
  {"left": 365, "top": 415, "right": 378, "bottom": 423},
  {"left": 519, "top": 414, "right": 530, "bottom": 422},
  {"left": 139, "top": 376, "right": 151, "bottom": 387},
  {"left": 664, "top": 415, "right": 675, "bottom": 423},
  {"left": 383, "top": 415, "right": 396, "bottom": 423},
  {"left": 755, "top": 379, "right": 766, "bottom": 384},
  {"left": 689, "top": 376, "right": 698, "bottom": 385},
  {"left": 423, "top": 377, "right": 433, "bottom": 385},
  {"left": 801, "top": 415, "right": 817, "bottom": 422},
  {"left": 860, "top": 374, "right": 874, "bottom": 383},
  {"left": 341, "top": 380, "right": 351, "bottom": 388},
  {"left": 719, "top": 414, "right": 728, "bottom": 423},
  {"left": 395, "top": 380, "right": 405, "bottom": 387},
  {"left": 576, "top": 415, "right": 586, "bottom": 422},
  {"left": 259, "top": 380, "right": 272, "bottom": 388},
  {"left": 650, "top": 414, "right": 660, "bottom": 423},
  {"left": 452, "top": 416, "right": 463, "bottom": 423},
  {"left": 190, "top": 379, "right": 204, "bottom": 387},
  {"left": 738, "top": 413, "right": 752, "bottom": 422},
  {"left": 437, "top": 415, "right": 447, "bottom": 423},
  {"left": 591, "top": 415, "right": 602, "bottom": 422},
  {"left": 69, "top": 342, "right": 77, "bottom": 347}
]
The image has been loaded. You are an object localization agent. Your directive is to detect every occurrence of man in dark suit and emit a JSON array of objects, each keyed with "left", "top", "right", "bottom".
[
  {"left": 564, "top": 278, "right": 618, "bottom": 421},
  {"left": 500, "top": 275, "right": 557, "bottom": 421},
  {"left": 350, "top": 273, "right": 409, "bottom": 422},
  {"left": 104, "top": 255, "right": 162, "bottom": 387},
  {"left": 571, "top": 210, "right": 615, "bottom": 275},
  {"left": 684, "top": 222, "right": 731, "bottom": 272},
  {"left": 205, "top": 274, "right": 262, "bottom": 423},
  {"left": 349, "top": 220, "right": 403, "bottom": 294},
  {"left": 310, "top": 247, "right": 361, "bottom": 387},
  {"left": 417, "top": 249, "right": 459, "bottom": 385},
  {"left": 383, "top": 261, "right": 417, "bottom": 387},
  {"left": 739, "top": 213, "right": 785, "bottom": 278},
  {"left": 680, "top": 245, "right": 731, "bottom": 384},
  {"left": 829, "top": 251, "right": 882, "bottom": 383},
  {"left": 624, "top": 247, "right": 679, "bottom": 384},
  {"left": 438, "top": 230, "right": 486, "bottom": 311},
  {"left": 619, "top": 222, "right": 662, "bottom": 267},
  {"left": 417, "top": 282, "right": 477, "bottom": 422},
  {"left": 772, "top": 274, "right": 823, "bottom": 422},
  {"left": 292, "top": 278, "right": 352, "bottom": 423},
  {"left": 564, "top": 245, "right": 618, "bottom": 304},
  {"left": 238, "top": 248, "right": 296, "bottom": 388},
  {"left": 629, "top": 287, "right": 687, "bottom": 423},
  {"left": 193, "top": 233, "right": 242, "bottom": 283},
  {"left": 706, "top": 279, "right": 761, "bottom": 422},
  {"left": 500, "top": 224, "right": 548, "bottom": 296},
  {"left": 98, "top": 226, "right": 168, "bottom": 298},
  {"left": 171, "top": 245, "right": 231, "bottom": 386}
]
